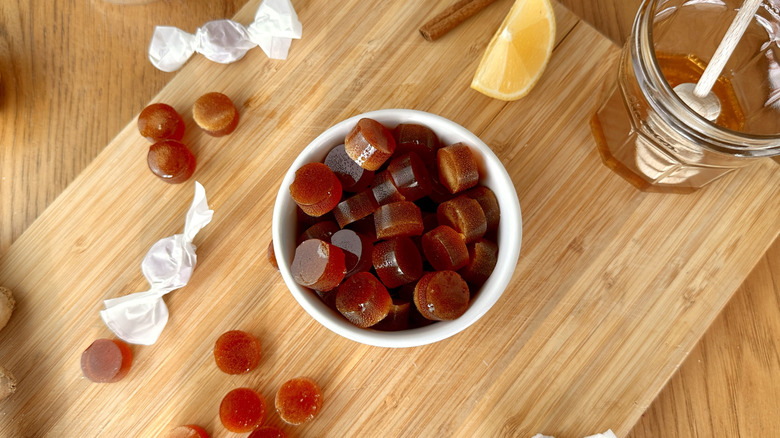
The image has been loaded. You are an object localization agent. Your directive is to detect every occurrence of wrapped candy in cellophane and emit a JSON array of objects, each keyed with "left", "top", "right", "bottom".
[
  {"left": 148, "top": 0, "right": 303, "bottom": 72},
  {"left": 100, "top": 182, "right": 213, "bottom": 345}
]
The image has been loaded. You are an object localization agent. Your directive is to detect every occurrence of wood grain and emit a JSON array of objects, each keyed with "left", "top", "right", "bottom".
[
  {"left": 558, "top": 2, "right": 780, "bottom": 436},
  {"left": 0, "top": 0, "right": 246, "bottom": 253},
  {"left": 557, "top": 0, "right": 640, "bottom": 43},
  {"left": 629, "top": 238, "right": 780, "bottom": 437},
  {"left": 0, "top": 1, "right": 779, "bottom": 437}
]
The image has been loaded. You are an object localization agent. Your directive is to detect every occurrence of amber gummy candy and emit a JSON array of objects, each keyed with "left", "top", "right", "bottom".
[
  {"left": 336, "top": 272, "right": 392, "bottom": 327},
  {"left": 80, "top": 338, "right": 133, "bottom": 383},
  {"left": 459, "top": 238, "right": 499, "bottom": 287},
  {"left": 427, "top": 170, "right": 456, "bottom": 204},
  {"left": 214, "top": 330, "right": 262, "bottom": 375},
  {"left": 387, "top": 152, "right": 432, "bottom": 202},
  {"left": 324, "top": 144, "right": 374, "bottom": 192},
  {"left": 148, "top": 140, "right": 196, "bottom": 184},
  {"left": 291, "top": 239, "right": 346, "bottom": 291},
  {"left": 345, "top": 118, "right": 396, "bottom": 171},
  {"left": 192, "top": 92, "right": 239, "bottom": 137},
  {"left": 464, "top": 186, "right": 500, "bottom": 233},
  {"left": 248, "top": 426, "right": 288, "bottom": 438},
  {"left": 393, "top": 123, "right": 440, "bottom": 164},
  {"left": 372, "top": 237, "right": 423, "bottom": 288},
  {"left": 374, "top": 201, "right": 424, "bottom": 240},
  {"left": 414, "top": 270, "right": 470, "bottom": 321},
  {"left": 297, "top": 220, "right": 340, "bottom": 245},
  {"left": 289, "top": 163, "right": 342, "bottom": 217},
  {"left": 332, "top": 191, "right": 378, "bottom": 228},
  {"left": 164, "top": 425, "right": 210, "bottom": 438},
  {"left": 421, "top": 225, "right": 469, "bottom": 271},
  {"left": 346, "top": 216, "right": 378, "bottom": 242},
  {"left": 267, "top": 240, "right": 278, "bottom": 270},
  {"left": 437, "top": 143, "right": 479, "bottom": 194},
  {"left": 138, "top": 103, "right": 185, "bottom": 142},
  {"left": 331, "top": 229, "right": 373, "bottom": 277},
  {"left": 220, "top": 387, "right": 266, "bottom": 433},
  {"left": 373, "top": 298, "right": 411, "bottom": 331},
  {"left": 371, "top": 171, "right": 406, "bottom": 207},
  {"left": 296, "top": 206, "right": 323, "bottom": 230},
  {"left": 437, "top": 196, "right": 487, "bottom": 243},
  {"left": 315, "top": 288, "right": 339, "bottom": 310},
  {"left": 275, "top": 377, "right": 323, "bottom": 425}
]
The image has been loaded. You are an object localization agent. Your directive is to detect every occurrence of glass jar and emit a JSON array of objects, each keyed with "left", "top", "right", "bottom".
[{"left": 591, "top": 0, "right": 780, "bottom": 192}]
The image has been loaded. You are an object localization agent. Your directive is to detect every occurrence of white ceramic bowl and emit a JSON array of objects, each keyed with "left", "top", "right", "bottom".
[{"left": 273, "top": 109, "right": 522, "bottom": 348}]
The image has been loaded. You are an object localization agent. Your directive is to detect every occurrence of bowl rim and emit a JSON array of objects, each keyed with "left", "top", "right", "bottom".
[{"left": 272, "top": 109, "right": 522, "bottom": 348}]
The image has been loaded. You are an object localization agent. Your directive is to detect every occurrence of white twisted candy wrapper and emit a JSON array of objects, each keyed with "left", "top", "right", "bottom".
[
  {"left": 100, "top": 182, "right": 214, "bottom": 345},
  {"left": 149, "top": 0, "right": 302, "bottom": 72}
]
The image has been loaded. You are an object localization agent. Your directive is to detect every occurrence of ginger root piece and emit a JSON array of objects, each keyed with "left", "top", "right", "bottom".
[
  {"left": 0, "top": 286, "right": 15, "bottom": 332},
  {"left": 0, "top": 366, "right": 17, "bottom": 402}
]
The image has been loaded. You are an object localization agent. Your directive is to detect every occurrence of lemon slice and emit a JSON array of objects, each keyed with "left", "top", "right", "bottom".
[{"left": 471, "top": 0, "right": 556, "bottom": 101}]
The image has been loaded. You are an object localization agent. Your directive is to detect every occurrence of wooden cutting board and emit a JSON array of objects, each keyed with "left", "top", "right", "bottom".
[{"left": 1, "top": 1, "right": 779, "bottom": 436}]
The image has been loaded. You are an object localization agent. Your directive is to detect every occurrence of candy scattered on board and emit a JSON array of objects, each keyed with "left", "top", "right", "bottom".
[
  {"left": 80, "top": 339, "right": 133, "bottom": 383},
  {"left": 275, "top": 377, "right": 323, "bottom": 425},
  {"left": 213, "top": 330, "right": 263, "bottom": 375}
]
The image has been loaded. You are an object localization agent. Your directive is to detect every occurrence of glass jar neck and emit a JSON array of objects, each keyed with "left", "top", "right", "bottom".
[{"left": 632, "top": 0, "right": 780, "bottom": 156}]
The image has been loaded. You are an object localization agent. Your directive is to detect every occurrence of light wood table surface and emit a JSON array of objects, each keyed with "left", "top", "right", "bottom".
[
  {"left": 559, "top": 1, "right": 780, "bottom": 436},
  {"left": 1, "top": 0, "right": 778, "bottom": 436}
]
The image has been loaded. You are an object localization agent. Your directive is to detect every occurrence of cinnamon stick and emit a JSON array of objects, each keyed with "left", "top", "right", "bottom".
[{"left": 419, "top": 0, "right": 498, "bottom": 41}]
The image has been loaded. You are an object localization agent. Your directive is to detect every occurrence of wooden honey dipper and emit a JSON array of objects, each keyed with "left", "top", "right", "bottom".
[{"left": 673, "top": 0, "right": 763, "bottom": 122}]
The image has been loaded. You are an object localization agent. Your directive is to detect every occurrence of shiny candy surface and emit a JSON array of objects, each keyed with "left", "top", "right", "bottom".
[
  {"left": 324, "top": 143, "right": 373, "bottom": 192},
  {"left": 437, "top": 143, "right": 479, "bottom": 194},
  {"left": 192, "top": 92, "right": 239, "bottom": 137},
  {"left": 336, "top": 272, "right": 392, "bottom": 327},
  {"left": 291, "top": 239, "right": 346, "bottom": 291},
  {"left": 393, "top": 123, "right": 440, "bottom": 164},
  {"left": 459, "top": 239, "right": 499, "bottom": 287},
  {"left": 464, "top": 186, "right": 500, "bottom": 234},
  {"left": 414, "top": 270, "right": 470, "bottom": 321},
  {"left": 374, "top": 201, "right": 424, "bottom": 240},
  {"left": 330, "top": 229, "right": 373, "bottom": 277},
  {"left": 219, "top": 388, "right": 266, "bottom": 433},
  {"left": 373, "top": 298, "right": 411, "bottom": 331},
  {"left": 387, "top": 152, "right": 432, "bottom": 202},
  {"left": 80, "top": 338, "right": 133, "bottom": 383},
  {"left": 289, "top": 163, "right": 342, "bottom": 217},
  {"left": 248, "top": 426, "right": 288, "bottom": 438},
  {"left": 371, "top": 171, "right": 406, "bottom": 207},
  {"left": 332, "top": 191, "right": 378, "bottom": 228},
  {"left": 344, "top": 118, "right": 396, "bottom": 170},
  {"left": 421, "top": 225, "right": 469, "bottom": 271},
  {"left": 372, "top": 237, "right": 423, "bottom": 289},
  {"left": 213, "top": 330, "right": 262, "bottom": 375},
  {"left": 137, "top": 103, "right": 185, "bottom": 142},
  {"left": 437, "top": 196, "right": 487, "bottom": 244},
  {"left": 147, "top": 140, "right": 196, "bottom": 184},
  {"left": 297, "top": 221, "right": 340, "bottom": 245},
  {"left": 275, "top": 377, "right": 323, "bottom": 425}
]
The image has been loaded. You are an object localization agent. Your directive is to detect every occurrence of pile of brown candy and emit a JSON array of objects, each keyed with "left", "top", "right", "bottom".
[
  {"left": 288, "top": 118, "right": 500, "bottom": 330},
  {"left": 137, "top": 92, "right": 239, "bottom": 183}
]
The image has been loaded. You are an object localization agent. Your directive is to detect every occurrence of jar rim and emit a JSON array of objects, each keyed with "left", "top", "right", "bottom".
[{"left": 636, "top": 0, "right": 780, "bottom": 154}]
